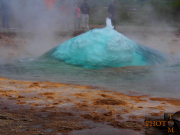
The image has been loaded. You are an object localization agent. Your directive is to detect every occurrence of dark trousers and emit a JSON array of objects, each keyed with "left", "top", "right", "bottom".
[
  {"left": 110, "top": 16, "right": 116, "bottom": 29},
  {"left": 2, "top": 11, "right": 9, "bottom": 28},
  {"left": 74, "top": 17, "right": 80, "bottom": 29}
]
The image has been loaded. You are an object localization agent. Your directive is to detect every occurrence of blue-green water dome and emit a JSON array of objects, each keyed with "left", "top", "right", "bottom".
[{"left": 43, "top": 19, "right": 169, "bottom": 69}]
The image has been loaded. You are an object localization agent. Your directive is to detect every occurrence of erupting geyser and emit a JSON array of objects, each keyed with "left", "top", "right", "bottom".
[{"left": 43, "top": 18, "right": 169, "bottom": 69}]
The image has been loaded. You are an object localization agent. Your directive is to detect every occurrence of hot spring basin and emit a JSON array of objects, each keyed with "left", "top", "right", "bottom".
[{"left": 42, "top": 19, "right": 169, "bottom": 69}]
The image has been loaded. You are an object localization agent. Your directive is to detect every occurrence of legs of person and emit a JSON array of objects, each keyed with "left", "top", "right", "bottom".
[
  {"left": 2, "top": 14, "right": 5, "bottom": 28},
  {"left": 2, "top": 10, "right": 6, "bottom": 28},
  {"left": 110, "top": 17, "right": 113, "bottom": 27},
  {"left": 82, "top": 14, "right": 85, "bottom": 29},
  {"left": 109, "top": 15, "right": 113, "bottom": 27},
  {"left": 6, "top": 12, "right": 9, "bottom": 28},
  {"left": 87, "top": 14, "right": 89, "bottom": 30},
  {"left": 74, "top": 17, "right": 79, "bottom": 29},
  {"left": 74, "top": 17, "right": 76, "bottom": 29},
  {"left": 111, "top": 17, "right": 116, "bottom": 29},
  {"left": 78, "top": 18, "right": 80, "bottom": 29},
  {"left": 61, "top": 14, "right": 64, "bottom": 30},
  {"left": 112, "top": 18, "right": 116, "bottom": 29},
  {"left": 85, "top": 14, "right": 89, "bottom": 30}
]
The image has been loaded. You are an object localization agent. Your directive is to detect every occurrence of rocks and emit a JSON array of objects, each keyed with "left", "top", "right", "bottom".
[
  {"left": 145, "top": 127, "right": 162, "bottom": 135},
  {"left": 20, "top": 115, "right": 33, "bottom": 122},
  {"left": 149, "top": 98, "right": 180, "bottom": 106},
  {"left": 0, "top": 115, "right": 8, "bottom": 119},
  {"left": 93, "top": 98, "right": 127, "bottom": 106},
  {"left": 0, "top": 77, "right": 180, "bottom": 134},
  {"left": 56, "top": 121, "right": 87, "bottom": 131},
  {"left": 80, "top": 113, "right": 115, "bottom": 122},
  {"left": 17, "top": 95, "right": 25, "bottom": 98}
]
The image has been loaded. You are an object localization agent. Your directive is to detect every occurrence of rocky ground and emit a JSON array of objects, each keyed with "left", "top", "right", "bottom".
[
  {"left": 0, "top": 76, "right": 180, "bottom": 135},
  {"left": 0, "top": 25, "right": 180, "bottom": 135}
]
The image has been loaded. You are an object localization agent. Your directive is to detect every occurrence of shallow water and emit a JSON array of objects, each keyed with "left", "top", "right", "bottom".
[{"left": 0, "top": 57, "right": 180, "bottom": 98}]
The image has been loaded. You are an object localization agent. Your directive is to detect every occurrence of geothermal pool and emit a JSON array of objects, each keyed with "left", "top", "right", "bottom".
[
  {"left": 0, "top": 19, "right": 180, "bottom": 99},
  {"left": 0, "top": 56, "right": 180, "bottom": 98}
]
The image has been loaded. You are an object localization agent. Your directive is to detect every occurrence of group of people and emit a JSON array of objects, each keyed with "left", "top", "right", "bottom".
[
  {"left": 63, "top": 0, "right": 117, "bottom": 30},
  {"left": 0, "top": 0, "right": 117, "bottom": 30},
  {"left": 61, "top": 0, "right": 89, "bottom": 30}
]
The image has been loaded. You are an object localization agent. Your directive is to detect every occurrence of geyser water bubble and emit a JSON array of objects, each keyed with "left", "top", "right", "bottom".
[{"left": 43, "top": 18, "right": 169, "bottom": 69}]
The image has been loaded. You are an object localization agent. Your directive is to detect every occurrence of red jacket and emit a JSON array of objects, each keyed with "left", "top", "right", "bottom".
[
  {"left": 74, "top": 8, "right": 81, "bottom": 18},
  {"left": 45, "top": 0, "right": 56, "bottom": 10}
]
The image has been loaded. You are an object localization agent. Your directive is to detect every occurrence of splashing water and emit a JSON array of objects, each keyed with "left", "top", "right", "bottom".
[{"left": 42, "top": 18, "right": 169, "bottom": 69}]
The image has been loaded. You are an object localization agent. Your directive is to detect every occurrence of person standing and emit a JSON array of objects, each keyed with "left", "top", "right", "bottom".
[
  {"left": 1, "top": 0, "right": 10, "bottom": 28},
  {"left": 80, "top": 0, "right": 89, "bottom": 31},
  {"left": 108, "top": 0, "right": 116, "bottom": 29},
  {"left": 73, "top": 3, "right": 81, "bottom": 29}
]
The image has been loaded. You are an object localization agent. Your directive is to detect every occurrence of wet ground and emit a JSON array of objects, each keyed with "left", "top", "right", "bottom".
[
  {"left": 0, "top": 25, "right": 180, "bottom": 134},
  {"left": 0, "top": 76, "right": 180, "bottom": 135}
]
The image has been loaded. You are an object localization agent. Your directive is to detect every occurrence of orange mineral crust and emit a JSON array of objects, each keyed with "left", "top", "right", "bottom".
[{"left": 0, "top": 76, "right": 180, "bottom": 134}]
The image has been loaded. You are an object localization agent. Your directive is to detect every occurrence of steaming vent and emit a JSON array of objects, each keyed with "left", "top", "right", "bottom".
[{"left": 106, "top": 18, "right": 114, "bottom": 29}]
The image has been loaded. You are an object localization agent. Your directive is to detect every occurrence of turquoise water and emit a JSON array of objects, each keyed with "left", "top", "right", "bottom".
[
  {"left": 0, "top": 19, "right": 179, "bottom": 98},
  {"left": 0, "top": 57, "right": 180, "bottom": 98},
  {"left": 43, "top": 19, "right": 169, "bottom": 69}
]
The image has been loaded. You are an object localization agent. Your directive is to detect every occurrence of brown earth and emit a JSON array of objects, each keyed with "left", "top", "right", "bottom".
[{"left": 0, "top": 76, "right": 180, "bottom": 134}]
